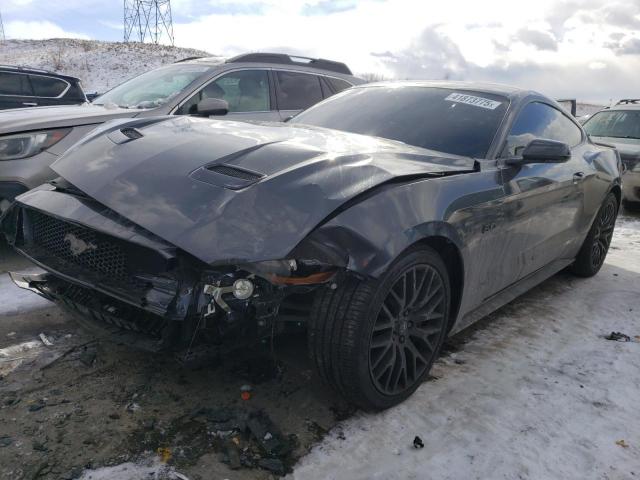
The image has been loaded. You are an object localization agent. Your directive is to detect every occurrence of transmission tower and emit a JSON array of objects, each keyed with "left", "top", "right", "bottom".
[
  {"left": 0, "top": 10, "right": 6, "bottom": 42},
  {"left": 124, "top": 0, "right": 174, "bottom": 46}
]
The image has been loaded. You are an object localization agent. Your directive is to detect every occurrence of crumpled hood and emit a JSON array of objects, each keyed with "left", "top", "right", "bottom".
[
  {"left": 50, "top": 115, "right": 475, "bottom": 265},
  {"left": 0, "top": 104, "right": 138, "bottom": 135}
]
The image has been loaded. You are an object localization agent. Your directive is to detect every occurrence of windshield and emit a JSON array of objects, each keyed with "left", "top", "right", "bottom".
[
  {"left": 291, "top": 86, "right": 509, "bottom": 158},
  {"left": 583, "top": 110, "right": 640, "bottom": 139},
  {"left": 93, "top": 64, "right": 211, "bottom": 109}
]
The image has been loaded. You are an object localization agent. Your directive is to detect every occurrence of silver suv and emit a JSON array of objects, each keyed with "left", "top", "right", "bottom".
[
  {"left": 583, "top": 100, "right": 640, "bottom": 208},
  {"left": 0, "top": 53, "right": 363, "bottom": 213}
]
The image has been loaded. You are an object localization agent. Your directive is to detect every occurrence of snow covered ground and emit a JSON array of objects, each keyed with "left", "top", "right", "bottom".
[
  {"left": 292, "top": 213, "right": 640, "bottom": 480},
  {"left": 0, "top": 39, "right": 214, "bottom": 94}
]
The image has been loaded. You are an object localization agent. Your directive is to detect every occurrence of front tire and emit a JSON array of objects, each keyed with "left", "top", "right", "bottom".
[
  {"left": 308, "top": 247, "right": 450, "bottom": 410},
  {"left": 571, "top": 192, "right": 618, "bottom": 277}
]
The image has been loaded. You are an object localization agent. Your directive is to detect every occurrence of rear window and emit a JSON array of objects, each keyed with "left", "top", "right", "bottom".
[
  {"left": 29, "top": 75, "right": 69, "bottom": 97},
  {"left": 276, "top": 71, "right": 323, "bottom": 110},
  {"left": 325, "top": 77, "right": 352, "bottom": 94},
  {"left": 0, "top": 72, "right": 32, "bottom": 96},
  {"left": 292, "top": 86, "right": 509, "bottom": 158}
]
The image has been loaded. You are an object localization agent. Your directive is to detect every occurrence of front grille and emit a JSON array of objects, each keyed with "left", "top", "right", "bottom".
[{"left": 29, "top": 210, "right": 129, "bottom": 282}]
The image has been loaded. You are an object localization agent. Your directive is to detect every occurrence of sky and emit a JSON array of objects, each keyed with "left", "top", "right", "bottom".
[{"left": 2, "top": 0, "right": 640, "bottom": 103}]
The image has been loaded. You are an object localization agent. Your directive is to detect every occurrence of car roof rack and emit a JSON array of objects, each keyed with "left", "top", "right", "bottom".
[
  {"left": 616, "top": 99, "right": 640, "bottom": 105},
  {"left": 226, "top": 53, "right": 352, "bottom": 75},
  {"left": 0, "top": 64, "right": 53, "bottom": 75},
  {"left": 174, "top": 56, "right": 204, "bottom": 63}
]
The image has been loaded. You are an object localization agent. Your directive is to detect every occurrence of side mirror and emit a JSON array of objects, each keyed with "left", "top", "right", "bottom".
[
  {"left": 506, "top": 139, "right": 571, "bottom": 166},
  {"left": 195, "top": 98, "right": 229, "bottom": 117}
]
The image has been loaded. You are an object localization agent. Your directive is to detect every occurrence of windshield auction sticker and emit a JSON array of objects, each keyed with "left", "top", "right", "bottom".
[{"left": 445, "top": 93, "right": 502, "bottom": 110}]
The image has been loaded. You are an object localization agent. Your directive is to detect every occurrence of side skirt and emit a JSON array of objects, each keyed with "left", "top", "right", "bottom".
[{"left": 451, "top": 258, "right": 573, "bottom": 335}]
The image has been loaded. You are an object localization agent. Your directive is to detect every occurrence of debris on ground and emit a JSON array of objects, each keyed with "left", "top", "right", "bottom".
[
  {"left": 38, "top": 332, "right": 54, "bottom": 346},
  {"left": 240, "top": 384, "right": 253, "bottom": 401},
  {"left": 606, "top": 332, "right": 632, "bottom": 342},
  {"left": 616, "top": 439, "right": 630, "bottom": 448},
  {"left": 192, "top": 405, "right": 295, "bottom": 475},
  {"left": 79, "top": 345, "right": 98, "bottom": 366},
  {"left": 413, "top": 436, "right": 424, "bottom": 449},
  {"left": 0, "top": 436, "right": 12, "bottom": 448}
]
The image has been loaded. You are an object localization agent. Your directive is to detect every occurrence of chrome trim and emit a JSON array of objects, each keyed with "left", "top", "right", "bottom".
[{"left": 0, "top": 71, "right": 71, "bottom": 99}]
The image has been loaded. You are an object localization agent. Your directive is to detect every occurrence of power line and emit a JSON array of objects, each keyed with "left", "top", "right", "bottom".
[
  {"left": 0, "top": 9, "right": 6, "bottom": 42},
  {"left": 124, "top": 0, "right": 174, "bottom": 46}
]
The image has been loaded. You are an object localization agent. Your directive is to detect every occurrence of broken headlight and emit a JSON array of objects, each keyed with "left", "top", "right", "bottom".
[
  {"left": 242, "top": 259, "right": 338, "bottom": 286},
  {"left": 0, "top": 129, "right": 71, "bottom": 161}
]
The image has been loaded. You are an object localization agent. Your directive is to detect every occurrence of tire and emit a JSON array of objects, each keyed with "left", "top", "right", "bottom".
[
  {"left": 308, "top": 246, "right": 450, "bottom": 410},
  {"left": 570, "top": 192, "right": 618, "bottom": 277}
]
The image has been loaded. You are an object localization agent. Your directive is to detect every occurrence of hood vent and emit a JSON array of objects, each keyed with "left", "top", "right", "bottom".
[
  {"left": 120, "top": 127, "right": 143, "bottom": 140},
  {"left": 206, "top": 165, "right": 263, "bottom": 181}
]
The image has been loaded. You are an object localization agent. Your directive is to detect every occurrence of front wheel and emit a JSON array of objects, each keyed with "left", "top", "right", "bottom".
[
  {"left": 570, "top": 192, "right": 618, "bottom": 277},
  {"left": 308, "top": 247, "right": 450, "bottom": 410}
]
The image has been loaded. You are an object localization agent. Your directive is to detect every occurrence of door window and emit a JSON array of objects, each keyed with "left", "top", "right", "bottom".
[
  {"left": 275, "top": 71, "right": 323, "bottom": 110},
  {"left": 0, "top": 72, "right": 32, "bottom": 96},
  {"left": 505, "top": 102, "right": 583, "bottom": 156},
  {"left": 177, "top": 70, "right": 270, "bottom": 115},
  {"left": 29, "top": 75, "right": 69, "bottom": 97}
]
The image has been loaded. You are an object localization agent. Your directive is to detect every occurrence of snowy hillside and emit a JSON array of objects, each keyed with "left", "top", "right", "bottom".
[{"left": 0, "top": 39, "right": 216, "bottom": 94}]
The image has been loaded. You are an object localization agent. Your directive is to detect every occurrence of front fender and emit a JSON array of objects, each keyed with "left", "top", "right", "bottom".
[{"left": 290, "top": 178, "right": 468, "bottom": 278}]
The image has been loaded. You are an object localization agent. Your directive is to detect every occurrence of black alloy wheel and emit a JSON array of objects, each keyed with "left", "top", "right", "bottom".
[
  {"left": 369, "top": 265, "right": 446, "bottom": 396},
  {"left": 308, "top": 246, "right": 450, "bottom": 410},
  {"left": 571, "top": 192, "right": 618, "bottom": 277}
]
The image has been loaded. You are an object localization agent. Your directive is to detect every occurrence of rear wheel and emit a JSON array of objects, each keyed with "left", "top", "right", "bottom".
[
  {"left": 308, "top": 247, "right": 450, "bottom": 410},
  {"left": 571, "top": 192, "right": 618, "bottom": 277}
]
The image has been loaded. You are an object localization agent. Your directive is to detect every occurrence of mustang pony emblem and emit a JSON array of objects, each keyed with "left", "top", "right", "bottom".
[{"left": 63, "top": 233, "right": 97, "bottom": 256}]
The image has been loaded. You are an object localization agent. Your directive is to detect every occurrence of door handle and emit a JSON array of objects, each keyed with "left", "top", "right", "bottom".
[
  {"left": 572, "top": 172, "right": 585, "bottom": 183},
  {"left": 22, "top": 102, "right": 38, "bottom": 107}
]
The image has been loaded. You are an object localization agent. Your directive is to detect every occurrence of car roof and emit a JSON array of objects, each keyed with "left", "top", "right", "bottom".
[
  {"left": 178, "top": 53, "right": 364, "bottom": 83},
  {"left": 356, "top": 80, "right": 534, "bottom": 99},
  {"left": 0, "top": 64, "right": 81, "bottom": 83}
]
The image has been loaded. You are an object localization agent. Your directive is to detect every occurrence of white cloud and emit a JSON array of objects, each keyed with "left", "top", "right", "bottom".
[
  {"left": 167, "top": 0, "right": 640, "bottom": 103},
  {"left": 5, "top": 20, "right": 89, "bottom": 40}
]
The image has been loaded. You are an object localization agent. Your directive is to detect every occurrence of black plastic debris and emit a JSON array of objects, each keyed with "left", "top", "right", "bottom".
[
  {"left": 413, "top": 436, "right": 424, "bottom": 449},
  {"left": 246, "top": 411, "right": 292, "bottom": 457},
  {"left": 606, "top": 332, "right": 632, "bottom": 342},
  {"left": 79, "top": 346, "right": 97, "bottom": 366},
  {"left": 28, "top": 400, "right": 46, "bottom": 412},
  {"left": 0, "top": 436, "right": 12, "bottom": 448},
  {"left": 258, "top": 458, "right": 286, "bottom": 476}
]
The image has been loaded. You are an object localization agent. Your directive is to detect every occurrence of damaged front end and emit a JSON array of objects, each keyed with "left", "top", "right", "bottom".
[{"left": 1, "top": 183, "right": 341, "bottom": 353}]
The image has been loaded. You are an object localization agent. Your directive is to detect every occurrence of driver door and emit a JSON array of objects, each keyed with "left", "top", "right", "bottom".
[{"left": 497, "top": 101, "right": 585, "bottom": 286}]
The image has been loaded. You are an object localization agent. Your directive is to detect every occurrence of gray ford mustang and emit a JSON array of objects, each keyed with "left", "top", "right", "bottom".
[{"left": 2, "top": 81, "right": 622, "bottom": 410}]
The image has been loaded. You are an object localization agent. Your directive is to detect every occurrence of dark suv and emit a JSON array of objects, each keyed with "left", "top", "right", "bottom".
[
  {"left": 0, "top": 65, "right": 87, "bottom": 110},
  {"left": 0, "top": 53, "right": 363, "bottom": 213}
]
